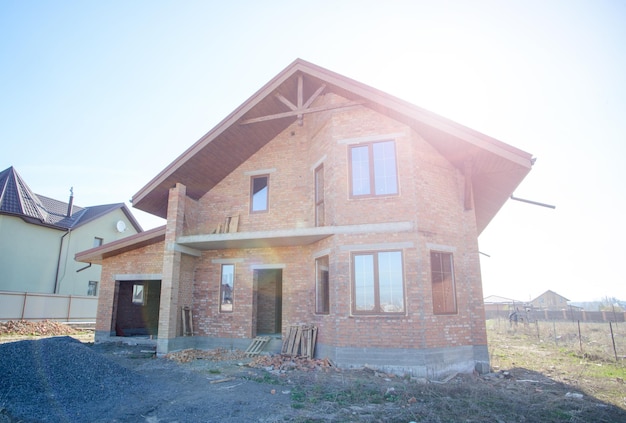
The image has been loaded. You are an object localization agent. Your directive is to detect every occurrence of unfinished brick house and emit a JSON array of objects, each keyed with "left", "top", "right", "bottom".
[{"left": 76, "top": 59, "right": 533, "bottom": 376}]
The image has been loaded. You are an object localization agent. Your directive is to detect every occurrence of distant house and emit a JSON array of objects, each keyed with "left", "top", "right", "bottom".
[
  {"left": 483, "top": 295, "right": 526, "bottom": 311},
  {"left": 76, "top": 59, "right": 533, "bottom": 377},
  {"left": 530, "top": 290, "right": 569, "bottom": 311},
  {"left": 0, "top": 166, "right": 142, "bottom": 297}
]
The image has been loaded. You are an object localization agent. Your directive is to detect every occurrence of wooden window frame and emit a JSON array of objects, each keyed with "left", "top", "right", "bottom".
[
  {"left": 315, "top": 164, "right": 325, "bottom": 227},
  {"left": 250, "top": 174, "right": 270, "bottom": 213},
  {"left": 351, "top": 250, "right": 405, "bottom": 315},
  {"left": 315, "top": 255, "right": 330, "bottom": 314},
  {"left": 430, "top": 251, "right": 458, "bottom": 315},
  {"left": 219, "top": 264, "right": 235, "bottom": 313},
  {"left": 348, "top": 140, "right": 399, "bottom": 198}
]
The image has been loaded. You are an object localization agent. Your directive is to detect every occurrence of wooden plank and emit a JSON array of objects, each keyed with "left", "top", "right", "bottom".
[
  {"left": 181, "top": 306, "right": 193, "bottom": 336},
  {"left": 245, "top": 336, "right": 270, "bottom": 356},
  {"left": 240, "top": 101, "right": 364, "bottom": 125},
  {"left": 227, "top": 215, "right": 239, "bottom": 233},
  {"left": 293, "top": 326, "right": 303, "bottom": 355}
]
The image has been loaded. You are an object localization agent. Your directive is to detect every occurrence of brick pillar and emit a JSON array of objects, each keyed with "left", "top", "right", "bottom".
[{"left": 157, "top": 183, "right": 186, "bottom": 355}]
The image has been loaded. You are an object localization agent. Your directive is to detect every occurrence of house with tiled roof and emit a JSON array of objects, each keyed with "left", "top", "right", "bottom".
[
  {"left": 0, "top": 166, "right": 142, "bottom": 299},
  {"left": 76, "top": 59, "right": 533, "bottom": 376}
]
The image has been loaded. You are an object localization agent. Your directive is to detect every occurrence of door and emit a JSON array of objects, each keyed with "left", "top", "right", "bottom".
[{"left": 254, "top": 269, "right": 283, "bottom": 335}]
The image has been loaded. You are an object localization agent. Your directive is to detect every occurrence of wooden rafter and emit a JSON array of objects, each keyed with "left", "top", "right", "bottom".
[
  {"left": 241, "top": 75, "right": 360, "bottom": 126},
  {"left": 240, "top": 100, "right": 364, "bottom": 125}
]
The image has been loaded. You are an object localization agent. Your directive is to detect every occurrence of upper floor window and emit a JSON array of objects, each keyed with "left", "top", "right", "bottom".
[
  {"left": 352, "top": 250, "right": 404, "bottom": 314},
  {"left": 250, "top": 175, "right": 269, "bottom": 213},
  {"left": 431, "top": 251, "right": 457, "bottom": 314},
  {"left": 349, "top": 140, "right": 398, "bottom": 197},
  {"left": 315, "top": 165, "right": 325, "bottom": 226}
]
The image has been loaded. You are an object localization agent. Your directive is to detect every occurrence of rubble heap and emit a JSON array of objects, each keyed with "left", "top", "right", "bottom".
[
  {"left": 0, "top": 320, "right": 81, "bottom": 336},
  {"left": 249, "top": 354, "right": 336, "bottom": 372},
  {"left": 165, "top": 348, "right": 248, "bottom": 363}
]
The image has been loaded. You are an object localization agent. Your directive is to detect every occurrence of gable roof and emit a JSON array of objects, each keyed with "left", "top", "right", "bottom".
[
  {"left": 0, "top": 166, "right": 143, "bottom": 232},
  {"left": 532, "top": 290, "right": 570, "bottom": 303},
  {"left": 132, "top": 59, "right": 533, "bottom": 233}
]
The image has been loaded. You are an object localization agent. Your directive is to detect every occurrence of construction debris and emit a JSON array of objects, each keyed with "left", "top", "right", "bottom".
[
  {"left": 281, "top": 325, "right": 317, "bottom": 358},
  {"left": 244, "top": 336, "right": 271, "bottom": 356},
  {"left": 249, "top": 354, "right": 336, "bottom": 373},
  {"left": 0, "top": 320, "right": 82, "bottom": 337},
  {"left": 165, "top": 348, "right": 247, "bottom": 363}
]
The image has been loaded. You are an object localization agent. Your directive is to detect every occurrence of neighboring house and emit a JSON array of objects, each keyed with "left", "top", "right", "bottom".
[
  {"left": 76, "top": 59, "right": 533, "bottom": 377},
  {"left": 0, "top": 166, "right": 142, "bottom": 297},
  {"left": 530, "top": 290, "right": 570, "bottom": 311},
  {"left": 483, "top": 295, "right": 527, "bottom": 317}
]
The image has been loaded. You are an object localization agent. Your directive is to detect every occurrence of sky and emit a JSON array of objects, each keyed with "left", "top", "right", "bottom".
[{"left": 2, "top": 1, "right": 625, "bottom": 302}]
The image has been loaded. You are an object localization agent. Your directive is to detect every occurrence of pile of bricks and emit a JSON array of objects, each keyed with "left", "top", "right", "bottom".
[
  {"left": 0, "top": 320, "right": 80, "bottom": 336},
  {"left": 249, "top": 354, "right": 336, "bottom": 372},
  {"left": 165, "top": 348, "right": 247, "bottom": 363}
]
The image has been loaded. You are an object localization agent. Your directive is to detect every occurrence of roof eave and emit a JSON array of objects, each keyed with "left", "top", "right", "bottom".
[{"left": 75, "top": 225, "right": 166, "bottom": 264}]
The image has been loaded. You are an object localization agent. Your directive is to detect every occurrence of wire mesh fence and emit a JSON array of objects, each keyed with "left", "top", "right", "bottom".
[{"left": 487, "top": 317, "right": 626, "bottom": 363}]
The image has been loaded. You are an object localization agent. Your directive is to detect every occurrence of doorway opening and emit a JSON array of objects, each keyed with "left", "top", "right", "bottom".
[
  {"left": 254, "top": 269, "right": 282, "bottom": 336},
  {"left": 111, "top": 280, "right": 161, "bottom": 338}
]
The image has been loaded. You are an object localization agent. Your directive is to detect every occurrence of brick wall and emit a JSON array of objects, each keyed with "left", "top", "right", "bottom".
[
  {"left": 96, "top": 241, "right": 164, "bottom": 333},
  {"left": 97, "top": 91, "right": 489, "bottom": 370},
  {"left": 170, "top": 93, "right": 487, "bottom": 355}
]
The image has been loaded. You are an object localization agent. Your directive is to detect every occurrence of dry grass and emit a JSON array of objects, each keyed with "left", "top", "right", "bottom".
[
  {"left": 284, "top": 319, "right": 626, "bottom": 422},
  {"left": 488, "top": 319, "right": 626, "bottom": 409}
]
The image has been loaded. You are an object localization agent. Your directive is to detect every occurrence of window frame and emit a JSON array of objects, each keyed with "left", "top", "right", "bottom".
[
  {"left": 87, "top": 281, "right": 98, "bottom": 296},
  {"left": 315, "top": 255, "right": 330, "bottom": 314},
  {"left": 132, "top": 284, "right": 145, "bottom": 305},
  {"left": 219, "top": 264, "right": 235, "bottom": 313},
  {"left": 430, "top": 251, "right": 458, "bottom": 315},
  {"left": 348, "top": 140, "right": 399, "bottom": 198},
  {"left": 351, "top": 250, "right": 405, "bottom": 315},
  {"left": 315, "top": 164, "right": 325, "bottom": 227},
  {"left": 250, "top": 174, "right": 270, "bottom": 213}
]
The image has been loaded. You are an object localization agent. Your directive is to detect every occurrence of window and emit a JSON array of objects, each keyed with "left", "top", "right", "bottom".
[
  {"left": 352, "top": 251, "right": 404, "bottom": 314},
  {"left": 250, "top": 175, "right": 269, "bottom": 212},
  {"left": 431, "top": 251, "right": 457, "bottom": 314},
  {"left": 220, "top": 264, "right": 235, "bottom": 312},
  {"left": 315, "top": 256, "right": 329, "bottom": 314},
  {"left": 350, "top": 140, "right": 398, "bottom": 197},
  {"left": 315, "top": 165, "right": 324, "bottom": 226},
  {"left": 132, "top": 284, "right": 145, "bottom": 305},
  {"left": 87, "top": 281, "right": 98, "bottom": 296},
  {"left": 93, "top": 237, "right": 103, "bottom": 247}
]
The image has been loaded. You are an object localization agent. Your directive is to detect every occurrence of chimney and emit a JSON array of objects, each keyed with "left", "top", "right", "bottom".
[{"left": 66, "top": 187, "right": 74, "bottom": 217}]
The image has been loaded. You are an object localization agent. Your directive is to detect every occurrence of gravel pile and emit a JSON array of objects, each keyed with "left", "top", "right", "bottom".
[{"left": 0, "top": 337, "right": 146, "bottom": 422}]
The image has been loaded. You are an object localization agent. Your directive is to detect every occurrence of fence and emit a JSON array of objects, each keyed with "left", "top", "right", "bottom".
[
  {"left": 488, "top": 317, "right": 626, "bottom": 362},
  {"left": 0, "top": 291, "right": 97, "bottom": 323},
  {"left": 485, "top": 306, "right": 626, "bottom": 323}
]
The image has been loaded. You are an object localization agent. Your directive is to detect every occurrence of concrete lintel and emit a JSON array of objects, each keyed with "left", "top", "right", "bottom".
[
  {"left": 167, "top": 242, "right": 202, "bottom": 257},
  {"left": 337, "top": 132, "right": 407, "bottom": 145},
  {"left": 426, "top": 243, "right": 457, "bottom": 253},
  {"left": 115, "top": 274, "right": 162, "bottom": 281}
]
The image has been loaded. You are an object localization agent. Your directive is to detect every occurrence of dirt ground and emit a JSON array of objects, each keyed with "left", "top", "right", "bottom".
[{"left": 1, "top": 321, "right": 626, "bottom": 422}]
